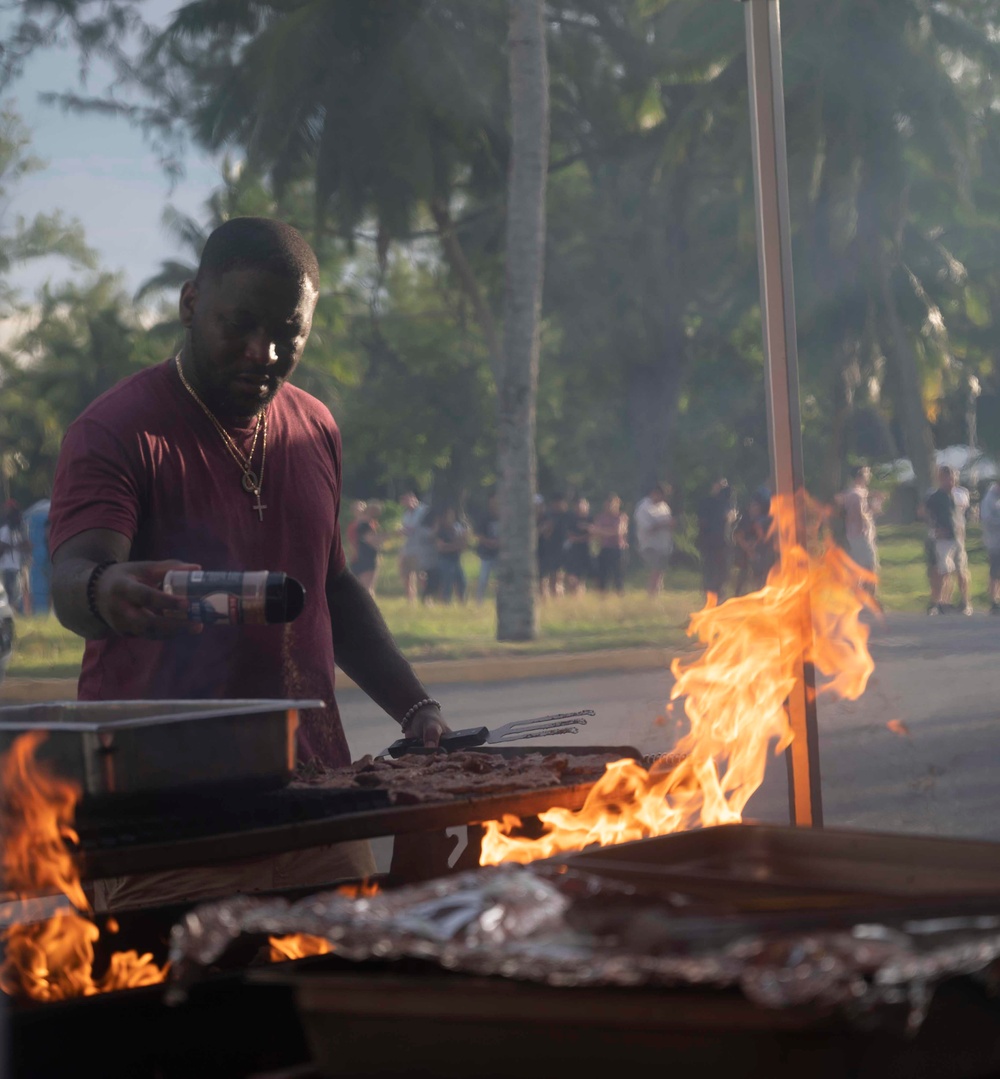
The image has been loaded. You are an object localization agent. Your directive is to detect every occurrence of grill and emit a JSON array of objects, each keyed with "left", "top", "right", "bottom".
[{"left": 69, "top": 744, "right": 640, "bottom": 881}]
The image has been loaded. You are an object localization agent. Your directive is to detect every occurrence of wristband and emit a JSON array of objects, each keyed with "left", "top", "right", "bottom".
[
  {"left": 400, "top": 697, "right": 441, "bottom": 732},
  {"left": 86, "top": 560, "right": 117, "bottom": 628}
]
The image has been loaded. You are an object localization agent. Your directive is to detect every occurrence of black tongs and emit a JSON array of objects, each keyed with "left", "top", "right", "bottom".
[{"left": 378, "top": 709, "right": 594, "bottom": 759}]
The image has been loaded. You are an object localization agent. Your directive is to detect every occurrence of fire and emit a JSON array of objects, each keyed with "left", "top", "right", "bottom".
[
  {"left": 268, "top": 933, "right": 333, "bottom": 962},
  {"left": 480, "top": 495, "right": 877, "bottom": 865},
  {"left": 333, "top": 879, "right": 380, "bottom": 900},
  {"left": 0, "top": 731, "right": 167, "bottom": 1000},
  {"left": 267, "top": 879, "right": 378, "bottom": 963}
]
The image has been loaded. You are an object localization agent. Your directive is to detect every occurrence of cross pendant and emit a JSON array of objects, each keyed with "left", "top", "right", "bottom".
[{"left": 253, "top": 492, "right": 267, "bottom": 521}]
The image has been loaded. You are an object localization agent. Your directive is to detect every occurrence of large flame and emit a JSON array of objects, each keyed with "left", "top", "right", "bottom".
[
  {"left": 480, "top": 495, "right": 876, "bottom": 865},
  {"left": 0, "top": 731, "right": 167, "bottom": 1000}
]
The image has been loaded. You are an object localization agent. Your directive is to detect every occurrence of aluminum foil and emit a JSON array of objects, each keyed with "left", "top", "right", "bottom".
[{"left": 166, "top": 865, "right": 1000, "bottom": 1027}]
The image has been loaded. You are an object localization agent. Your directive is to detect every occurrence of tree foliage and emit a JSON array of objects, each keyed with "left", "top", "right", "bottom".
[{"left": 6, "top": 0, "right": 1000, "bottom": 517}]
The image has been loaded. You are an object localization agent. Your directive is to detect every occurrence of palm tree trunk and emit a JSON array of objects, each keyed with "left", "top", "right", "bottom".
[
  {"left": 496, "top": 0, "right": 549, "bottom": 641},
  {"left": 877, "top": 245, "right": 935, "bottom": 496}
]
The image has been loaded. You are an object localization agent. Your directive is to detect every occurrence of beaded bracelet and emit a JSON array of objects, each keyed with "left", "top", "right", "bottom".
[
  {"left": 400, "top": 697, "right": 441, "bottom": 732},
  {"left": 86, "top": 560, "right": 117, "bottom": 628}
]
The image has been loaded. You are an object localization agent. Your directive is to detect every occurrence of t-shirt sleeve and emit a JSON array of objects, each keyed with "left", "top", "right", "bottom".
[
  {"left": 49, "top": 417, "right": 144, "bottom": 556},
  {"left": 321, "top": 410, "right": 347, "bottom": 579}
]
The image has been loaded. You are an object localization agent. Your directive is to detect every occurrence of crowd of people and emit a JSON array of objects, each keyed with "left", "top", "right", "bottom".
[
  {"left": 13, "top": 454, "right": 1000, "bottom": 619},
  {"left": 341, "top": 465, "right": 1000, "bottom": 615},
  {"left": 344, "top": 480, "right": 780, "bottom": 604}
]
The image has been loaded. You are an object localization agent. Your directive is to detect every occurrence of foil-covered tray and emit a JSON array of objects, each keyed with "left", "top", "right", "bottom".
[{"left": 167, "top": 860, "right": 1000, "bottom": 1031}]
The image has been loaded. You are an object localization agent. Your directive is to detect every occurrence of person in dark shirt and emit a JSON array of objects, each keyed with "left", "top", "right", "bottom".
[
  {"left": 924, "top": 465, "right": 972, "bottom": 615},
  {"left": 435, "top": 506, "right": 468, "bottom": 603},
  {"left": 537, "top": 493, "right": 571, "bottom": 598},
  {"left": 697, "top": 479, "right": 735, "bottom": 601},
  {"left": 474, "top": 494, "right": 500, "bottom": 604},
  {"left": 349, "top": 500, "right": 384, "bottom": 595},
  {"left": 733, "top": 492, "right": 774, "bottom": 595},
  {"left": 563, "top": 497, "right": 593, "bottom": 594},
  {"left": 47, "top": 216, "right": 450, "bottom": 906}
]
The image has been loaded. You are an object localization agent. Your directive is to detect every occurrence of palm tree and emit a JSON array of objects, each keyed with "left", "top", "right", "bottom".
[
  {"left": 780, "top": 0, "right": 1000, "bottom": 495},
  {"left": 496, "top": 0, "right": 550, "bottom": 641}
]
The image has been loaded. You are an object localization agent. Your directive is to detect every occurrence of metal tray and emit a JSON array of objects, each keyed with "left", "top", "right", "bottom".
[
  {"left": 0, "top": 699, "right": 322, "bottom": 803},
  {"left": 556, "top": 824, "right": 1000, "bottom": 909}
]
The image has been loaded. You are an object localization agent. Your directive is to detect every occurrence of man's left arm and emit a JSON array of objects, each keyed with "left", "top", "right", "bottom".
[{"left": 327, "top": 565, "right": 450, "bottom": 747}]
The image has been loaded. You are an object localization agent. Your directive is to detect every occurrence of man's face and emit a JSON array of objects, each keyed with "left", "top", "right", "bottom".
[
  {"left": 180, "top": 267, "right": 318, "bottom": 419},
  {"left": 939, "top": 468, "right": 955, "bottom": 492}
]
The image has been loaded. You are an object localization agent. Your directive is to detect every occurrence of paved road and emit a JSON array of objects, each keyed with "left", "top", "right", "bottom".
[{"left": 339, "top": 612, "right": 1000, "bottom": 842}]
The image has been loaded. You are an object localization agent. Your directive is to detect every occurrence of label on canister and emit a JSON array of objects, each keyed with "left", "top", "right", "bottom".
[{"left": 162, "top": 570, "right": 270, "bottom": 625}]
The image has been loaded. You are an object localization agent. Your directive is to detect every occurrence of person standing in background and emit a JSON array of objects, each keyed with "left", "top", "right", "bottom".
[
  {"left": 697, "top": 479, "right": 735, "bottom": 602},
  {"left": 980, "top": 479, "right": 1000, "bottom": 614},
  {"left": 537, "top": 493, "right": 571, "bottom": 599},
  {"left": 397, "top": 491, "right": 426, "bottom": 604},
  {"left": 563, "top": 496, "right": 593, "bottom": 595},
  {"left": 593, "top": 493, "right": 629, "bottom": 594},
  {"left": 0, "top": 501, "right": 30, "bottom": 613},
  {"left": 416, "top": 507, "right": 442, "bottom": 603},
  {"left": 634, "top": 483, "right": 675, "bottom": 597},
  {"left": 350, "top": 500, "right": 385, "bottom": 595},
  {"left": 435, "top": 506, "right": 468, "bottom": 603},
  {"left": 925, "top": 465, "right": 972, "bottom": 616},
  {"left": 345, "top": 499, "right": 367, "bottom": 567},
  {"left": 733, "top": 492, "right": 774, "bottom": 596},
  {"left": 838, "top": 465, "right": 885, "bottom": 597},
  {"left": 473, "top": 494, "right": 500, "bottom": 604}
]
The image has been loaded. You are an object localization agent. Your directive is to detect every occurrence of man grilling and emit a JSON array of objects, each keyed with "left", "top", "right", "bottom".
[{"left": 49, "top": 217, "right": 450, "bottom": 902}]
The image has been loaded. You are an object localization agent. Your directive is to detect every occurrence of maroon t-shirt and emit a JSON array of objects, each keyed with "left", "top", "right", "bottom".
[{"left": 49, "top": 359, "right": 350, "bottom": 766}]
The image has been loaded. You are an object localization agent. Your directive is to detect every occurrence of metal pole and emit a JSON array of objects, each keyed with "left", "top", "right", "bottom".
[{"left": 743, "top": 0, "right": 823, "bottom": 827}]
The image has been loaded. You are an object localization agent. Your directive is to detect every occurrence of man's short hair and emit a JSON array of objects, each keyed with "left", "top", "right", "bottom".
[
  {"left": 850, "top": 464, "right": 867, "bottom": 480},
  {"left": 196, "top": 217, "right": 320, "bottom": 291}
]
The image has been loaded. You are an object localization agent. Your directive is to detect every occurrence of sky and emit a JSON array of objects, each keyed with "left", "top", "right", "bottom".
[{"left": 2, "top": 1, "right": 222, "bottom": 301}]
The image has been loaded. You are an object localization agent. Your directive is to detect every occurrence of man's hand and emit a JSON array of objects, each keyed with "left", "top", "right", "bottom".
[
  {"left": 95, "top": 559, "right": 203, "bottom": 639},
  {"left": 404, "top": 703, "right": 451, "bottom": 748}
]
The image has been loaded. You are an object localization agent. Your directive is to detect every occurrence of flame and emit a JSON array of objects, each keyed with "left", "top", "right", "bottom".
[
  {"left": 333, "top": 879, "right": 380, "bottom": 899},
  {"left": 268, "top": 933, "right": 333, "bottom": 962},
  {"left": 0, "top": 731, "right": 168, "bottom": 999},
  {"left": 267, "top": 880, "right": 378, "bottom": 963},
  {"left": 480, "top": 495, "right": 877, "bottom": 865}
]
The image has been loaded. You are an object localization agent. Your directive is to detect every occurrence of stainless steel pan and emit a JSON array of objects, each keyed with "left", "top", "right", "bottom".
[{"left": 0, "top": 699, "right": 322, "bottom": 802}]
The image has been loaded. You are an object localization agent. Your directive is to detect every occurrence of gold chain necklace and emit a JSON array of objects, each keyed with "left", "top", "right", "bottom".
[{"left": 175, "top": 354, "right": 269, "bottom": 521}]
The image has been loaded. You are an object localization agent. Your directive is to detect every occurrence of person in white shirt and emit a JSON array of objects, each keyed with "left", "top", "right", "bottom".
[
  {"left": 634, "top": 483, "right": 675, "bottom": 596},
  {"left": 0, "top": 501, "right": 30, "bottom": 613},
  {"left": 980, "top": 480, "right": 1000, "bottom": 614}
]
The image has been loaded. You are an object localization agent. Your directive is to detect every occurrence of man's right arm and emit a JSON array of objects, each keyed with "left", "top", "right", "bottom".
[{"left": 52, "top": 528, "right": 199, "bottom": 640}]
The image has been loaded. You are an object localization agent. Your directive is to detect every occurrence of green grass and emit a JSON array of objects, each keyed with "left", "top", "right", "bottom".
[
  {"left": 6, "top": 525, "right": 989, "bottom": 679},
  {"left": 8, "top": 616, "right": 87, "bottom": 679}
]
